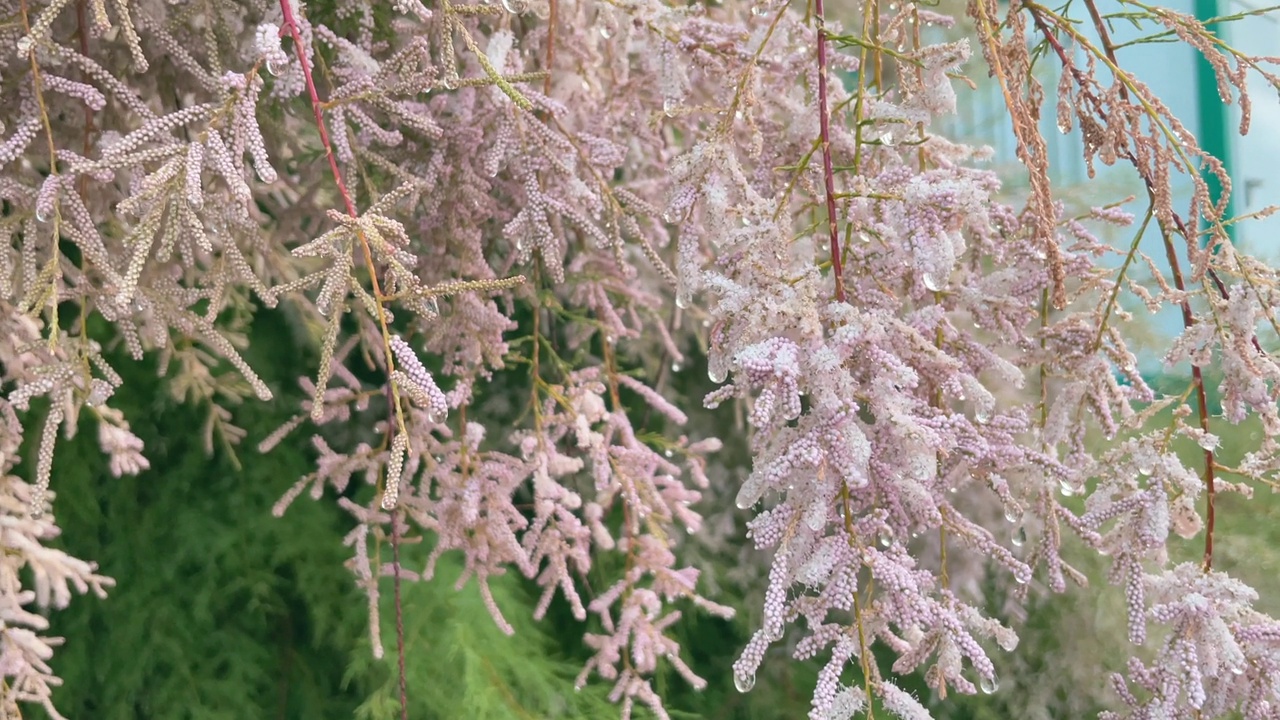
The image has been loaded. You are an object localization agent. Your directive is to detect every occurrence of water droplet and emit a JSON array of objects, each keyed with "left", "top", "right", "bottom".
[
  {"left": 879, "top": 131, "right": 896, "bottom": 146},
  {"left": 1004, "top": 507, "right": 1022, "bottom": 524},
  {"left": 1137, "top": 458, "right": 1154, "bottom": 476},
  {"left": 750, "top": 3, "right": 767, "bottom": 15},
  {"left": 16, "top": 36, "right": 33, "bottom": 55},
  {"left": 664, "top": 448, "right": 674, "bottom": 458},
  {"left": 878, "top": 530, "right": 892, "bottom": 548},
  {"left": 764, "top": 624, "right": 783, "bottom": 642},
  {"left": 733, "top": 672, "right": 756, "bottom": 693},
  {"left": 1057, "top": 121, "right": 1070, "bottom": 135},
  {"left": 889, "top": 3, "right": 898, "bottom": 9},
  {"left": 922, "top": 273, "right": 940, "bottom": 292},
  {"left": 734, "top": 109, "right": 744, "bottom": 121},
  {"left": 663, "top": 97, "right": 679, "bottom": 117},
  {"left": 501, "top": 0, "right": 520, "bottom": 12},
  {"left": 980, "top": 674, "right": 999, "bottom": 694},
  {"left": 974, "top": 408, "right": 990, "bottom": 424},
  {"left": 574, "top": 683, "right": 583, "bottom": 692},
  {"left": 709, "top": 366, "right": 727, "bottom": 383},
  {"left": 441, "top": 74, "right": 459, "bottom": 90},
  {"left": 426, "top": 296, "right": 440, "bottom": 316},
  {"left": 741, "top": 216, "right": 752, "bottom": 226},
  {"left": 675, "top": 294, "right": 688, "bottom": 309},
  {"left": 1014, "top": 572, "right": 1028, "bottom": 585},
  {"left": 599, "top": 25, "right": 613, "bottom": 38},
  {"left": 858, "top": 231, "right": 871, "bottom": 243},
  {"left": 948, "top": 486, "right": 958, "bottom": 494},
  {"left": 516, "top": 237, "right": 527, "bottom": 252},
  {"left": 1230, "top": 666, "right": 1244, "bottom": 676},
  {"left": 1198, "top": 434, "right": 1219, "bottom": 451},
  {"left": 604, "top": 334, "right": 615, "bottom": 345},
  {"left": 1012, "top": 525, "right": 1027, "bottom": 547},
  {"left": 35, "top": 209, "right": 48, "bottom": 223},
  {"left": 662, "top": 210, "right": 677, "bottom": 223},
  {"left": 671, "top": 361, "right": 683, "bottom": 373}
]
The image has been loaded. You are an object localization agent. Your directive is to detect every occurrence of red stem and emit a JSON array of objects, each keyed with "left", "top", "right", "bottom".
[
  {"left": 1029, "top": 7, "right": 1217, "bottom": 571},
  {"left": 278, "top": 3, "right": 359, "bottom": 219},
  {"left": 814, "top": 0, "right": 845, "bottom": 303},
  {"left": 279, "top": 3, "right": 410, "bottom": 713}
]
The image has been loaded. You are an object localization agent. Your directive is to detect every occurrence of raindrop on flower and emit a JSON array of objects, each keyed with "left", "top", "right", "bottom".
[
  {"left": 604, "top": 334, "right": 615, "bottom": 345},
  {"left": 709, "top": 366, "right": 727, "bottom": 383},
  {"left": 662, "top": 209, "right": 677, "bottom": 223},
  {"left": 1059, "top": 480, "right": 1076, "bottom": 497},
  {"left": 741, "top": 216, "right": 752, "bottom": 226},
  {"left": 599, "top": 25, "right": 613, "bottom": 38},
  {"left": 750, "top": 3, "right": 768, "bottom": 15},
  {"left": 35, "top": 209, "right": 48, "bottom": 223},
  {"left": 1137, "top": 458, "right": 1154, "bottom": 476},
  {"left": 974, "top": 408, "right": 990, "bottom": 424},
  {"left": 878, "top": 530, "right": 892, "bottom": 548},
  {"left": 1004, "top": 506, "right": 1022, "bottom": 524},
  {"left": 733, "top": 672, "right": 756, "bottom": 693},
  {"left": 980, "top": 674, "right": 999, "bottom": 694},
  {"left": 663, "top": 97, "right": 680, "bottom": 117},
  {"left": 879, "top": 131, "right": 896, "bottom": 146},
  {"left": 922, "top": 273, "right": 940, "bottom": 292},
  {"left": 671, "top": 362, "right": 682, "bottom": 372},
  {"left": 1057, "top": 121, "right": 1070, "bottom": 135},
  {"left": 441, "top": 74, "right": 459, "bottom": 90},
  {"left": 1198, "top": 434, "right": 1219, "bottom": 451},
  {"left": 266, "top": 60, "right": 280, "bottom": 76},
  {"left": 675, "top": 293, "right": 688, "bottom": 309},
  {"left": 1012, "top": 525, "right": 1027, "bottom": 547},
  {"left": 1231, "top": 666, "right": 1244, "bottom": 676},
  {"left": 501, "top": 0, "right": 520, "bottom": 12},
  {"left": 16, "top": 36, "right": 33, "bottom": 55},
  {"left": 426, "top": 296, "right": 440, "bottom": 316},
  {"left": 858, "top": 231, "right": 870, "bottom": 243},
  {"left": 664, "top": 448, "right": 674, "bottom": 458}
]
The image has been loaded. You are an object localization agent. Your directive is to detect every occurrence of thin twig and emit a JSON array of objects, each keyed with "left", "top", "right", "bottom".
[{"left": 813, "top": 0, "right": 845, "bottom": 303}]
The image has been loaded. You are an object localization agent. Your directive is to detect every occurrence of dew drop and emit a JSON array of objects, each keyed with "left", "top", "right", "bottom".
[
  {"left": 709, "top": 366, "right": 727, "bottom": 383},
  {"left": 663, "top": 97, "right": 679, "bottom": 117},
  {"left": 604, "top": 334, "right": 615, "bottom": 345},
  {"left": 733, "top": 672, "right": 756, "bottom": 693},
  {"left": 515, "top": 237, "right": 527, "bottom": 252},
  {"left": 922, "top": 273, "right": 940, "bottom": 292},
  {"left": 980, "top": 674, "right": 999, "bottom": 694},
  {"left": 1004, "top": 507, "right": 1022, "bottom": 524},
  {"left": 1057, "top": 121, "right": 1070, "bottom": 135},
  {"left": 35, "top": 209, "right": 48, "bottom": 223},
  {"left": 664, "top": 448, "right": 674, "bottom": 458},
  {"left": 974, "top": 408, "right": 990, "bottom": 425},
  {"left": 750, "top": 3, "right": 767, "bottom": 15},
  {"left": 1137, "top": 459, "right": 1154, "bottom": 476},
  {"left": 675, "top": 294, "right": 689, "bottom": 309},
  {"left": 662, "top": 210, "right": 677, "bottom": 223},
  {"left": 1011, "top": 525, "right": 1027, "bottom": 547},
  {"left": 741, "top": 216, "right": 752, "bottom": 226},
  {"left": 441, "top": 74, "right": 459, "bottom": 90},
  {"left": 599, "top": 25, "right": 613, "bottom": 38},
  {"left": 878, "top": 531, "right": 892, "bottom": 548},
  {"left": 1059, "top": 480, "right": 1076, "bottom": 497},
  {"left": 501, "top": 0, "right": 520, "bottom": 12},
  {"left": 1014, "top": 572, "right": 1028, "bottom": 585},
  {"left": 426, "top": 296, "right": 440, "bottom": 316},
  {"left": 879, "top": 131, "right": 896, "bottom": 146},
  {"left": 1231, "top": 666, "right": 1244, "bottom": 676},
  {"left": 671, "top": 362, "right": 682, "bottom": 372},
  {"left": 1198, "top": 434, "right": 1219, "bottom": 451}
]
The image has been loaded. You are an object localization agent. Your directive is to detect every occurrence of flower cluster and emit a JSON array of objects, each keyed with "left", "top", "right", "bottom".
[{"left": 1, "top": 0, "right": 1279, "bottom": 717}]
